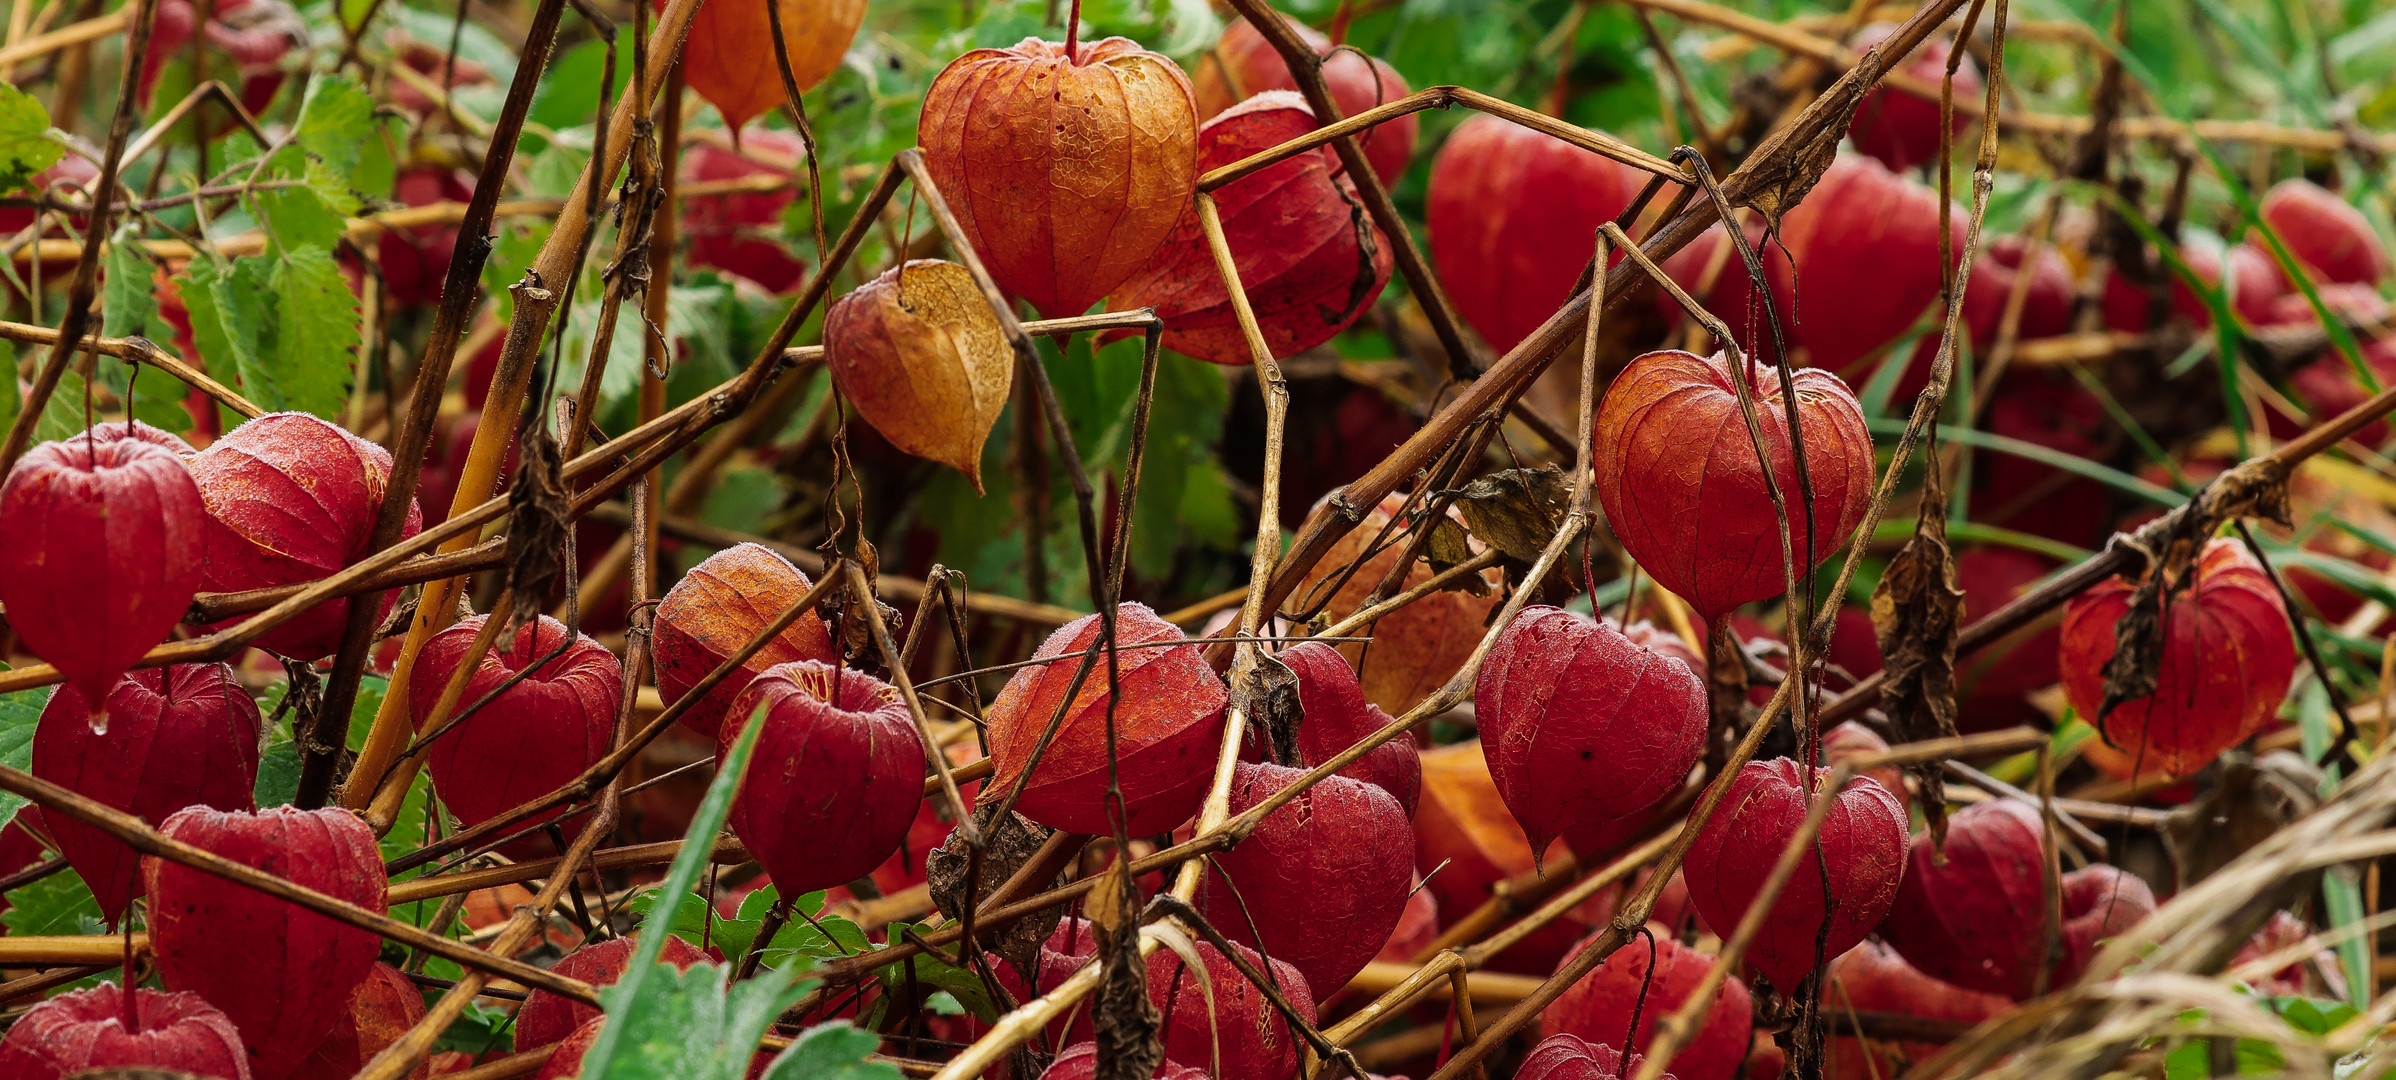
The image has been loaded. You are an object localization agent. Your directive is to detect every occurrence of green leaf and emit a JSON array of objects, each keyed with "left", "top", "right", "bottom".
[
  {"left": 872, "top": 921, "right": 999, "bottom": 1023},
  {"left": 291, "top": 74, "right": 378, "bottom": 216},
  {"left": 101, "top": 232, "right": 160, "bottom": 342},
  {"left": 0, "top": 81, "right": 59, "bottom": 194},
  {"left": 3, "top": 864, "right": 103, "bottom": 937},
  {"left": 579, "top": 703, "right": 778, "bottom": 1080},
  {"left": 179, "top": 247, "right": 357, "bottom": 421},
  {"left": 0, "top": 671, "right": 49, "bottom": 832},
  {"left": 760, "top": 1022, "right": 900, "bottom": 1080}
]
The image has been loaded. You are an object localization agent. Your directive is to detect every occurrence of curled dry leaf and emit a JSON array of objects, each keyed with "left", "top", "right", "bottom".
[
  {"left": 1245, "top": 641, "right": 1420, "bottom": 816},
  {"left": 1427, "top": 113, "right": 1650, "bottom": 354},
  {"left": 0, "top": 983, "right": 251, "bottom": 1080},
  {"left": 1823, "top": 939, "right": 2011, "bottom": 1080},
  {"left": 1293, "top": 493, "right": 1500, "bottom": 714},
  {"left": 188, "top": 413, "right": 424, "bottom": 662},
  {"left": 1516, "top": 1033, "right": 1663, "bottom": 1080},
  {"left": 1544, "top": 932, "right": 1752, "bottom": 1080},
  {"left": 2060, "top": 538, "right": 2298, "bottom": 781},
  {"left": 2160, "top": 751, "right": 2321, "bottom": 888},
  {"left": 1107, "top": 91, "right": 1391, "bottom": 366},
  {"left": 1477, "top": 606, "right": 1707, "bottom": 866},
  {"left": 1094, "top": 908, "right": 1162, "bottom": 1080},
  {"left": 920, "top": 37, "right": 1198, "bottom": 319},
  {"left": 288, "top": 963, "right": 427, "bottom": 1080},
  {"left": 651, "top": 543, "right": 840, "bottom": 737},
  {"left": 1877, "top": 798, "right": 2159, "bottom": 1000},
  {"left": 1681, "top": 757, "right": 1909, "bottom": 991},
  {"left": 672, "top": 0, "right": 866, "bottom": 132},
  {"left": 0, "top": 432, "right": 206, "bottom": 714},
  {"left": 825, "top": 259, "right": 1012, "bottom": 489},
  {"left": 724, "top": 660, "right": 926, "bottom": 898},
  {"left": 982, "top": 603, "right": 1228, "bottom": 837},
  {"left": 1194, "top": 762, "right": 1414, "bottom": 999},
  {"left": 144, "top": 807, "right": 387, "bottom": 1080},
  {"left": 1592, "top": 349, "right": 1875, "bottom": 619},
  {"left": 1190, "top": 15, "right": 1416, "bottom": 185},
  {"left": 515, "top": 934, "right": 713, "bottom": 1051},
  {"left": 926, "top": 804, "right": 1061, "bottom": 966},
  {"left": 35, "top": 663, "right": 262, "bottom": 925},
  {"left": 407, "top": 614, "right": 621, "bottom": 856},
  {"left": 1871, "top": 464, "right": 1962, "bottom": 840},
  {"left": 1449, "top": 466, "right": 1571, "bottom": 566}
]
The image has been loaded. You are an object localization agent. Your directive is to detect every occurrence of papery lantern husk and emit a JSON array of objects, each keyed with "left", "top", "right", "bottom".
[
  {"left": 920, "top": 36, "right": 1198, "bottom": 319},
  {"left": 826, "top": 259, "right": 1012, "bottom": 488}
]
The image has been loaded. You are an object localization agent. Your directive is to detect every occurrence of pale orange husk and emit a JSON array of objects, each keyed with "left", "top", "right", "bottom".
[
  {"left": 677, "top": 0, "right": 866, "bottom": 132},
  {"left": 824, "top": 259, "right": 1012, "bottom": 489}
]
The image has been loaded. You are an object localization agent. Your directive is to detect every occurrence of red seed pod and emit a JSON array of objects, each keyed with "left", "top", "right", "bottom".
[
  {"left": 2255, "top": 178, "right": 2389, "bottom": 287},
  {"left": 725, "top": 660, "right": 926, "bottom": 897},
  {"left": 287, "top": 963, "right": 427, "bottom": 1080},
  {"left": 408, "top": 614, "right": 621, "bottom": 851},
  {"left": 1952, "top": 546, "right": 2064, "bottom": 732},
  {"left": 1820, "top": 721, "right": 1908, "bottom": 809},
  {"left": 0, "top": 435, "right": 206, "bottom": 711},
  {"left": 2229, "top": 911, "right": 2323, "bottom": 997},
  {"left": 532, "top": 1016, "right": 606, "bottom": 1080},
  {"left": 515, "top": 934, "right": 715, "bottom": 1051},
  {"left": 1242, "top": 641, "right": 1419, "bottom": 815},
  {"left": 88, "top": 418, "right": 197, "bottom": 453},
  {"left": 1682, "top": 758, "right": 1909, "bottom": 990},
  {"left": 140, "top": 0, "right": 304, "bottom": 114},
  {"left": 1824, "top": 940, "right": 2011, "bottom": 1080},
  {"left": 674, "top": 0, "right": 865, "bottom": 133},
  {"left": 1844, "top": 25, "right": 1979, "bottom": 172},
  {"left": 1517, "top": 1034, "right": 1665, "bottom": 1080},
  {"left": 0, "top": 982, "right": 251, "bottom": 1080},
  {"left": 919, "top": 37, "right": 1199, "bottom": 319},
  {"left": 651, "top": 543, "right": 839, "bottom": 737},
  {"left": 1544, "top": 932, "right": 1752, "bottom": 1080},
  {"left": 983, "top": 603, "right": 1227, "bottom": 836},
  {"left": 1148, "top": 938, "right": 1315, "bottom": 1078},
  {"left": 2103, "top": 237, "right": 2284, "bottom": 332},
  {"left": 34, "top": 663, "right": 261, "bottom": 924},
  {"left": 187, "top": 413, "right": 424, "bottom": 662},
  {"left": 1038, "top": 1042, "right": 1208, "bottom": 1080},
  {"left": 144, "top": 807, "right": 387, "bottom": 1080},
  {"left": 1108, "top": 92, "right": 1392, "bottom": 366},
  {"left": 682, "top": 131, "right": 809, "bottom": 293},
  {"left": 1190, "top": 15, "right": 1415, "bottom": 185},
  {"left": 1375, "top": 879, "right": 1438, "bottom": 963},
  {"left": 1427, "top": 113, "right": 1651, "bottom": 353},
  {"left": 1878, "top": 797, "right": 2158, "bottom": 999},
  {"left": 1477, "top": 606, "right": 1707, "bottom": 861},
  {"left": 1592, "top": 349, "right": 1876, "bottom": 618},
  {"left": 377, "top": 167, "right": 475, "bottom": 309},
  {"left": 1612, "top": 618, "right": 1704, "bottom": 681},
  {"left": 1295, "top": 493, "right": 1500, "bottom": 714},
  {"left": 1195, "top": 762, "right": 1413, "bottom": 997},
  {"left": 2059, "top": 538, "right": 2297, "bottom": 780},
  {"left": 1775, "top": 155, "right": 1961, "bottom": 373}
]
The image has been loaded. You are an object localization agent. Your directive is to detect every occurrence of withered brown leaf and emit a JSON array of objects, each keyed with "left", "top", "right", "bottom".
[
  {"left": 1872, "top": 467, "right": 1963, "bottom": 846},
  {"left": 1449, "top": 466, "right": 1570, "bottom": 566},
  {"left": 925, "top": 805, "right": 1060, "bottom": 966}
]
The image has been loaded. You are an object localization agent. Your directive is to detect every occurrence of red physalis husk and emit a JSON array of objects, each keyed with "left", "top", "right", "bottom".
[
  {"left": 1593, "top": 348, "right": 1875, "bottom": 618},
  {"left": 919, "top": 36, "right": 1198, "bottom": 319},
  {"left": 144, "top": 806, "right": 387, "bottom": 1080}
]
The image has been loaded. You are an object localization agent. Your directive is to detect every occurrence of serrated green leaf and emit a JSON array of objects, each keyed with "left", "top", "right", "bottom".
[
  {"left": 290, "top": 74, "right": 377, "bottom": 216},
  {"left": 873, "top": 921, "right": 998, "bottom": 1022},
  {"left": 760, "top": 1022, "right": 900, "bottom": 1080},
  {"left": 180, "top": 247, "right": 356, "bottom": 421},
  {"left": 0, "top": 82, "right": 59, "bottom": 194},
  {"left": 3, "top": 863, "right": 102, "bottom": 937},
  {"left": 266, "top": 246, "right": 360, "bottom": 419},
  {"left": 101, "top": 233, "right": 159, "bottom": 342},
  {"left": 0, "top": 670, "right": 49, "bottom": 832}
]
